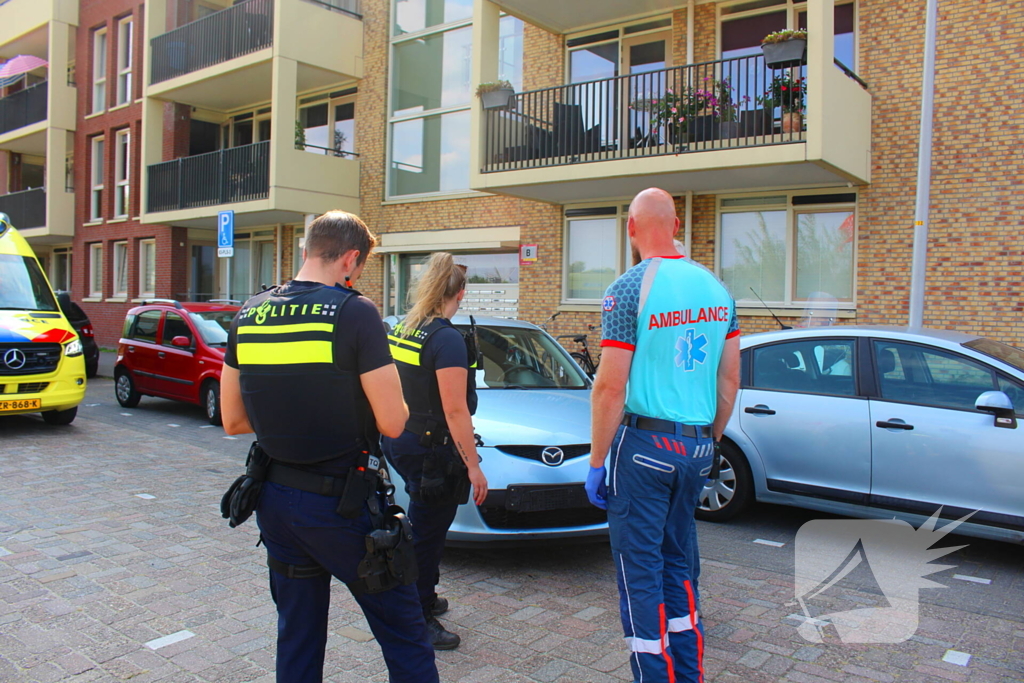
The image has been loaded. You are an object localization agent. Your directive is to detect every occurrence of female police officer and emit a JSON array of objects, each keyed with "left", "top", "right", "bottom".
[{"left": 383, "top": 252, "right": 488, "bottom": 650}]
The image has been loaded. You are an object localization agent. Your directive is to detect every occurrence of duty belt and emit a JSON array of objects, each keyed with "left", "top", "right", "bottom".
[
  {"left": 266, "top": 461, "right": 349, "bottom": 496},
  {"left": 405, "top": 416, "right": 451, "bottom": 446},
  {"left": 622, "top": 413, "right": 713, "bottom": 439}
]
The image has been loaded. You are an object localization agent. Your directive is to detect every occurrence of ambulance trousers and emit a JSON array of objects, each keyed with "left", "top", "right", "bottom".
[
  {"left": 607, "top": 423, "right": 715, "bottom": 683},
  {"left": 256, "top": 481, "right": 437, "bottom": 683}
]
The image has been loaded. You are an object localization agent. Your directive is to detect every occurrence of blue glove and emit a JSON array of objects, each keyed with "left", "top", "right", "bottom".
[{"left": 585, "top": 466, "right": 608, "bottom": 510}]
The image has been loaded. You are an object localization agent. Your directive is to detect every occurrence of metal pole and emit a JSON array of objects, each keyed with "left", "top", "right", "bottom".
[{"left": 908, "top": 0, "right": 939, "bottom": 328}]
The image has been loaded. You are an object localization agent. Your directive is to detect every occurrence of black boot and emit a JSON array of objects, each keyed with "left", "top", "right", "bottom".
[
  {"left": 430, "top": 596, "right": 449, "bottom": 617},
  {"left": 425, "top": 616, "right": 460, "bottom": 650}
]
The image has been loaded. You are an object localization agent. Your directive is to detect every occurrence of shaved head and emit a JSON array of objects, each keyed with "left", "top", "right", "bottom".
[{"left": 628, "top": 188, "right": 680, "bottom": 264}]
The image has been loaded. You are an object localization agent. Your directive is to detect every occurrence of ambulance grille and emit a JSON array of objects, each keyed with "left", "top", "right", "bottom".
[
  {"left": 16, "top": 382, "right": 49, "bottom": 393},
  {"left": 0, "top": 344, "right": 62, "bottom": 376}
]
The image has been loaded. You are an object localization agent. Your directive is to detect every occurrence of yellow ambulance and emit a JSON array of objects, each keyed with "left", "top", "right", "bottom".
[{"left": 0, "top": 212, "right": 86, "bottom": 425}]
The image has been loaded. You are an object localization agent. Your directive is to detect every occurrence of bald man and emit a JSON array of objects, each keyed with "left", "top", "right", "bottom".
[{"left": 586, "top": 188, "right": 741, "bottom": 683}]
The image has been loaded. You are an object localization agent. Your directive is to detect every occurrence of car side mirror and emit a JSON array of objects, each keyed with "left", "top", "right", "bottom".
[
  {"left": 171, "top": 335, "right": 192, "bottom": 348},
  {"left": 975, "top": 390, "right": 1017, "bottom": 429}
]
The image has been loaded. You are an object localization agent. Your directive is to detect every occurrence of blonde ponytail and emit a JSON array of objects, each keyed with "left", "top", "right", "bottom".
[{"left": 402, "top": 252, "right": 467, "bottom": 335}]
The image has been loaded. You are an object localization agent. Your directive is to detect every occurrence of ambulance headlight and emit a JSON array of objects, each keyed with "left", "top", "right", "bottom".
[{"left": 65, "top": 339, "right": 83, "bottom": 357}]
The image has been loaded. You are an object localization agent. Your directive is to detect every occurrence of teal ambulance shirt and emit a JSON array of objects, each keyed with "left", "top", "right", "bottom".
[{"left": 601, "top": 256, "right": 740, "bottom": 425}]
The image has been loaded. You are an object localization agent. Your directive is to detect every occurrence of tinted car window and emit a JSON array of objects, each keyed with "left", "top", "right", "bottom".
[
  {"left": 162, "top": 312, "right": 193, "bottom": 347},
  {"left": 752, "top": 339, "right": 856, "bottom": 396},
  {"left": 874, "top": 341, "right": 997, "bottom": 411},
  {"left": 132, "top": 310, "right": 161, "bottom": 343},
  {"left": 996, "top": 376, "right": 1024, "bottom": 416}
]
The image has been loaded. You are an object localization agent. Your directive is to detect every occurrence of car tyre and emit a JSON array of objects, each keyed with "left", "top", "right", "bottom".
[
  {"left": 203, "top": 380, "right": 222, "bottom": 426},
  {"left": 696, "top": 440, "right": 753, "bottom": 522},
  {"left": 42, "top": 407, "right": 78, "bottom": 425},
  {"left": 115, "top": 369, "right": 141, "bottom": 408}
]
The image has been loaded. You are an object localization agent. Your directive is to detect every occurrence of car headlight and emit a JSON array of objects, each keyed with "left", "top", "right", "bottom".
[{"left": 65, "top": 339, "right": 83, "bottom": 357}]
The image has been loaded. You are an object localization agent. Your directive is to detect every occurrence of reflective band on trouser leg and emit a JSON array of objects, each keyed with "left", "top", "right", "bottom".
[
  {"left": 685, "top": 580, "right": 705, "bottom": 683},
  {"left": 667, "top": 614, "right": 698, "bottom": 633},
  {"left": 660, "top": 603, "right": 676, "bottom": 683}
]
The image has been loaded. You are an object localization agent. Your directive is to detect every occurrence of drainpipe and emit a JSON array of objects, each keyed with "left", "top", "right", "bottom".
[
  {"left": 684, "top": 191, "right": 693, "bottom": 256},
  {"left": 686, "top": 0, "right": 694, "bottom": 65},
  {"left": 908, "top": 0, "right": 938, "bottom": 329},
  {"left": 276, "top": 223, "right": 282, "bottom": 285}
]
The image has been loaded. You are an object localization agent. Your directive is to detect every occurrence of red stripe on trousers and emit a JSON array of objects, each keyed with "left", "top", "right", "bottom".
[
  {"left": 659, "top": 602, "right": 676, "bottom": 683},
  {"left": 684, "top": 580, "right": 705, "bottom": 683},
  {"left": 652, "top": 435, "right": 663, "bottom": 449}
]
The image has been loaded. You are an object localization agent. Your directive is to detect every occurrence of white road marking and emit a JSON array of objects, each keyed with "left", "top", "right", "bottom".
[
  {"left": 199, "top": 425, "right": 216, "bottom": 429},
  {"left": 85, "top": 403, "right": 101, "bottom": 407},
  {"left": 952, "top": 574, "right": 991, "bottom": 585},
  {"left": 120, "top": 412, "right": 132, "bottom": 417},
  {"left": 223, "top": 436, "right": 238, "bottom": 440},
  {"left": 135, "top": 494, "right": 156, "bottom": 500},
  {"left": 167, "top": 423, "right": 180, "bottom": 427},
  {"left": 145, "top": 630, "right": 195, "bottom": 650},
  {"left": 942, "top": 650, "right": 971, "bottom": 666},
  {"left": 753, "top": 539, "right": 786, "bottom": 547}
]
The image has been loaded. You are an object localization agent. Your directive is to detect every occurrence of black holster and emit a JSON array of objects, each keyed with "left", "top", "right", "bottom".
[
  {"left": 349, "top": 503, "right": 418, "bottom": 596},
  {"left": 415, "top": 446, "right": 469, "bottom": 506},
  {"left": 221, "top": 442, "right": 270, "bottom": 528},
  {"left": 709, "top": 440, "right": 723, "bottom": 480},
  {"left": 337, "top": 451, "right": 382, "bottom": 519}
]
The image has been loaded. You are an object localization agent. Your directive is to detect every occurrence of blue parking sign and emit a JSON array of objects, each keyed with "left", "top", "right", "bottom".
[{"left": 217, "top": 211, "right": 234, "bottom": 257}]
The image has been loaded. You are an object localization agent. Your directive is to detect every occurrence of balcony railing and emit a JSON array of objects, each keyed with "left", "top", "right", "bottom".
[
  {"left": 151, "top": 0, "right": 274, "bottom": 84},
  {"left": 147, "top": 141, "right": 270, "bottom": 213},
  {"left": 303, "top": 0, "right": 361, "bottom": 18},
  {"left": 483, "top": 55, "right": 816, "bottom": 173},
  {"left": 0, "top": 82, "right": 48, "bottom": 136},
  {"left": 0, "top": 188, "right": 46, "bottom": 229}
]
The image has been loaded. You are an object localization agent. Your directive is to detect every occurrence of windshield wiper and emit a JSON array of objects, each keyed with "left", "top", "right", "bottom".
[{"left": 502, "top": 384, "right": 527, "bottom": 389}]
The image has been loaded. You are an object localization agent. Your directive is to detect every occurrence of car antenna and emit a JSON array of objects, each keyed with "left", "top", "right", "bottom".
[{"left": 749, "top": 287, "right": 792, "bottom": 330}]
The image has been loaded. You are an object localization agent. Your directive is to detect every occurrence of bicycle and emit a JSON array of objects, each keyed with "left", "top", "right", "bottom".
[{"left": 558, "top": 324, "right": 600, "bottom": 378}]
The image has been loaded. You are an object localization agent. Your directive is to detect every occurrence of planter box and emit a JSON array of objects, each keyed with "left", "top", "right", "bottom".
[
  {"left": 691, "top": 115, "right": 719, "bottom": 143},
  {"left": 739, "top": 109, "right": 774, "bottom": 137},
  {"left": 481, "top": 88, "right": 515, "bottom": 110},
  {"left": 762, "top": 39, "right": 807, "bottom": 69},
  {"left": 720, "top": 121, "right": 740, "bottom": 140}
]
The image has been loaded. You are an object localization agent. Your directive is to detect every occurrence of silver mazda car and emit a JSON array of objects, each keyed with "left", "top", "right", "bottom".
[
  {"left": 701, "top": 325, "right": 1024, "bottom": 545},
  {"left": 383, "top": 315, "right": 606, "bottom": 544}
]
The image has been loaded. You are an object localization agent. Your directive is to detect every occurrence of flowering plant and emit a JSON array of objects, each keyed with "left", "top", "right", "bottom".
[
  {"left": 761, "top": 28, "right": 807, "bottom": 46},
  {"left": 631, "top": 77, "right": 738, "bottom": 136},
  {"left": 758, "top": 73, "right": 805, "bottom": 113}
]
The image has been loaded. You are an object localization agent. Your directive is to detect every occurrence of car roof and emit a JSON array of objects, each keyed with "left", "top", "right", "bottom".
[
  {"left": 384, "top": 314, "right": 539, "bottom": 330},
  {"left": 127, "top": 301, "right": 240, "bottom": 315},
  {"left": 741, "top": 325, "right": 981, "bottom": 347}
]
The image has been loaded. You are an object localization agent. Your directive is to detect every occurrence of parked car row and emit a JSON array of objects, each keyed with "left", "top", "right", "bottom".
[{"left": 105, "top": 299, "right": 1024, "bottom": 546}]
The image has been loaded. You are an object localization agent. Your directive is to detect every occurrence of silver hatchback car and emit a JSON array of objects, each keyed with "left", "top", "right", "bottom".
[{"left": 702, "top": 326, "right": 1024, "bottom": 545}]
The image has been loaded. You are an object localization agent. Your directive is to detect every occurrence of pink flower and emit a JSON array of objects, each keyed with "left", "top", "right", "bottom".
[
  {"left": 667, "top": 88, "right": 674, "bottom": 94},
  {"left": 671, "top": 107, "right": 677, "bottom": 114},
  {"left": 678, "top": 116, "right": 686, "bottom": 123}
]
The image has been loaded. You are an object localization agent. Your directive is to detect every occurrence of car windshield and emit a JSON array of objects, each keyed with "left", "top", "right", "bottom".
[
  {"left": 963, "top": 338, "right": 1024, "bottom": 373},
  {"left": 189, "top": 310, "right": 236, "bottom": 346},
  {"left": 462, "top": 324, "right": 589, "bottom": 389},
  {"left": 0, "top": 254, "right": 58, "bottom": 312}
]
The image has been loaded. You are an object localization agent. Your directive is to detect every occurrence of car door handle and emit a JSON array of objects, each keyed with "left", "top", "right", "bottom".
[
  {"left": 157, "top": 352, "right": 166, "bottom": 359},
  {"left": 128, "top": 346, "right": 135, "bottom": 353},
  {"left": 876, "top": 420, "right": 914, "bottom": 430},
  {"left": 744, "top": 405, "right": 776, "bottom": 415}
]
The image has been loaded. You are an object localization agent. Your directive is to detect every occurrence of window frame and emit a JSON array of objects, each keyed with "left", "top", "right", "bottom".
[
  {"left": 297, "top": 87, "right": 359, "bottom": 157},
  {"left": 563, "top": 16, "right": 674, "bottom": 86},
  {"left": 51, "top": 248, "right": 72, "bottom": 292},
  {"left": 748, "top": 337, "right": 860, "bottom": 397},
  {"left": 139, "top": 238, "right": 156, "bottom": 298},
  {"left": 561, "top": 205, "right": 629, "bottom": 305},
  {"left": 92, "top": 26, "right": 108, "bottom": 114},
  {"left": 114, "top": 128, "right": 130, "bottom": 217},
  {"left": 161, "top": 311, "right": 194, "bottom": 348},
  {"left": 115, "top": 16, "right": 133, "bottom": 106},
  {"left": 112, "top": 240, "right": 129, "bottom": 297},
  {"left": 131, "top": 309, "right": 162, "bottom": 344},
  {"left": 90, "top": 135, "right": 105, "bottom": 222},
  {"left": 716, "top": 189, "right": 858, "bottom": 310},
  {"left": 88, "top": 243, "right": 103, "bottom": 298}
]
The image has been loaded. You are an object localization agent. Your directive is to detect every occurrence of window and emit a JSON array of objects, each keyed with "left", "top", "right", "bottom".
[
  {"left": 112, "top": 241, "right": 128, "bottom": 297},
  {"left": 499, "top": 15, "right": 524, "bottom": 92},
  {"left": 89, "top": 243, "right": 103, "bottom": 297},
  {"left": 752, "top": 339, "right": 856, "bottom": 396},
  {"left": 116, "top": 17, "right": 133, "bottom": 105},
  {"left": 131, "top": 310, "right": 161, "bottom": 343},
  {"left": 92, "top": 27, "right": 108, "bottom": 114},
  {"left": 114, "top": 129, "right": 130, "bottom": 217},
  {"left": 220, "top": 107, "right": 272, "bottom": 149},
  {"left": 874, "top": 341, "right": 998, "bottom": 412},
  {"left": 298, "top": 89, "right": 357, "bottom": 157},
  {"left": 718, "top": 193, "right": 856, "bottom": 307},
  {"left": 139, "top": 239, "right": 156, "bottom": 297},
  {"left": 162, "top": 312, "right": 193, "bottom": 347},
  {"left": 565, "top": 216, "right": 620, "bottom": 302},
  {"left": 216, "top": 230, "right": 275, "bottom": 299},
  {"left": 394, "top": 0, "right": 472, "bottom": 36},
  {"left": 720, "top": 1, "right": 858, "bottom": 68},
  {"left": 52, "top": 248, "right": 71, "bottom": 292},
  {"left": 90, "top": 136, "right": 105, "bottom": 221},
  {"left": 293, "top": 228, "right": 305, "bottom": 276}
]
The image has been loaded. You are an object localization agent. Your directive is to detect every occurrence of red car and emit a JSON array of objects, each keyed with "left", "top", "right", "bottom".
[{"left": 114, "top": 300, "right": 240, "bottom": 425}]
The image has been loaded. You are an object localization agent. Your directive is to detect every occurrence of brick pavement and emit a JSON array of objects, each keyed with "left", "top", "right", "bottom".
[{"left": 1, "top": 382, "right": 1022, "bottom": 682}]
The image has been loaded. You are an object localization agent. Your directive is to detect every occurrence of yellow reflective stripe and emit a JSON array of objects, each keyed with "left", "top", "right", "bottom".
[
  {"left": 389, "top": 344, "right": 421, "bottom": 366},
  {"left": 237, "top": 340, "right": 333, "bottom": 365},
  {"left": 388, "top": 334, "right": 422, "bottom": 349},
  {"left": 238, "top": 323, "right": 334, "bottom": 335}
]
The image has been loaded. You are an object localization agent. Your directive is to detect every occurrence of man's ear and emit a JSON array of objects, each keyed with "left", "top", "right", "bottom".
[{"left": 627, "top": 215, "right": 637, "bottom": 238}]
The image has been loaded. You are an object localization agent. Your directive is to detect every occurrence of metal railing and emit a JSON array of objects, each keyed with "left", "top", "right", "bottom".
[
  {"left": 0, "top": 81, "right": 48, "bottom": 136},
  {"left": 483, "top": 54, "right": 813, "bottom": 173},
  {"left": 147, "top": 141, "right": 271, "bottom": 213},
  {"left": 296, "top": 142, "right": 359, "bottom": 158},
  {"left": 303, "top": 0, "right": 361, "bottom": 18},
  {"left": 151, "top": 0, "right": 274, "bottom": 84},
  {"left": 0, "top": 188, "right": 46, "bottom": 229}
]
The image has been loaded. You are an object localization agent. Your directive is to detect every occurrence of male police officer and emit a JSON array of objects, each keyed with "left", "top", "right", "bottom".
[
  {"left": 586, "top": 189, "right": 741, "bottom": 683},
  {"left": 220, "top": 211, "right": 438, "bottom": 683}
]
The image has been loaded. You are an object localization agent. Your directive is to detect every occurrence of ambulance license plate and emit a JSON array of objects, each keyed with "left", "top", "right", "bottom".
[{"left": 0, "top": 398, "right": 41, "bottom": 412}]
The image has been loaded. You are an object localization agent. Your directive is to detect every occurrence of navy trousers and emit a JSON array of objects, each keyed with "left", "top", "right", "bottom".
[
  {"left": 256, "top": 481, "right": 437, "bottom": 683},
  {"left": 382, "top": 431, "right": 460, "bottom": 614},
  {"left": 607, "top": 422, "right": 715, "bottom": 683}
]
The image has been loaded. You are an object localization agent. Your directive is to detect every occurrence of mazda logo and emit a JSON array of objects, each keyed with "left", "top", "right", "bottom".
[
  {"left": 3, "top": 348, "right": 27, "bottom": 370},
  {"left": 541, "top": 446, "right": 564, "bottom": 466}
]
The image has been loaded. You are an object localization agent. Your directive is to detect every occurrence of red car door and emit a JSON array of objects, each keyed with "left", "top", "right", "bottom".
[
  {"left": 154, "top": 311, "right": 199, "bottom": 401},
  {"left": 125, "top": 310, "right": 163, "bottom": 394}
]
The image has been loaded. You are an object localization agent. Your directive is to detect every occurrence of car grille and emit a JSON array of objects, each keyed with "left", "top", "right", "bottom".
[
  {"left": 480, "top": 506, "right": 607, "bottom": 530},
  {"left": 16, "top": 383, "right": 49, "bottom": 393},
  {"left": 495, "top": 444, "right": 591, "bottom": 462},
  {"left": 0, "top": 344, "right": 62, "bottom": 376}
]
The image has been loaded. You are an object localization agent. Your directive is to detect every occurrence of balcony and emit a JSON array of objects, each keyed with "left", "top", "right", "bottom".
[
  {"left": 473, "top": 55, "right": 871, "bottom": 203},
  {"left": 146, "top": 0, "right": 363, "bottom": 111},
  {"left": 491, "top": 0, "right": 674, "bottom": 34},
  {"left": 0, "top": 188, "right": 45, "bottom": 230},
  {"left": 148, "top": 141, "right": 271, "bottom": 213},
  {"left": 0, "top": 82, "right": 47, "bottom": 138}
]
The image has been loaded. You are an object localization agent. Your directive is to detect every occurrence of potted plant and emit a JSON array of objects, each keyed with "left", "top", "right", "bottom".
[
  {"left": 717, "top": 79, "right": 750, "bottom": 140},
  {"left": 761, "top": 29, "right": 807, "bottom": 69},
  {"left": 758, "top": 73, "right": 806, "bottom": 134},
  {"left": 476, "top": 80, "right": 515, "bottom": 110},
  {"left": 631, "top": 87, "right": 691, "bottom": 145}
]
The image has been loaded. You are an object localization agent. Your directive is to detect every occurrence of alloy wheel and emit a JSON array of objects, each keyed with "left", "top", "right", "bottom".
[
  {"left": 116, "top": 375, "right": 132, "bottom": 403},
  {"left": 206, "top": 387, "right": 216, "bottom": 419},
  {"left": 699, "top": 458, "right": 737, "bottom": 512}
]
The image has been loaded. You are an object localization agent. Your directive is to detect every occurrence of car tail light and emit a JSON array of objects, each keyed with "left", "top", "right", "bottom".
[{"left": 81, "top": 326, "right": 94, "bottom": 338}]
